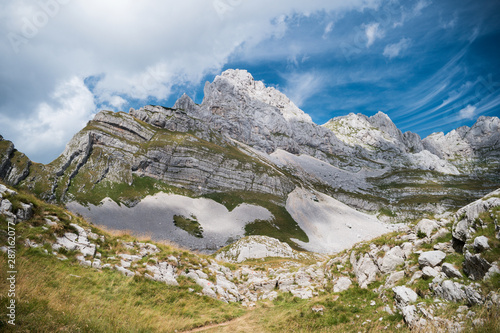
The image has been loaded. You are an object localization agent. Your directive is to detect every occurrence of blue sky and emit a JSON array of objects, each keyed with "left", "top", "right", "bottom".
[{"left": 1, "top": 0, "right": 499, "bottom": 163}]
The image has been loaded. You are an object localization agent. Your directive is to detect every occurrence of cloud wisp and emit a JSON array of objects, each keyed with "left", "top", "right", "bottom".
[{"left": 383, "top": 38, "right": 411, "bottom": 59}]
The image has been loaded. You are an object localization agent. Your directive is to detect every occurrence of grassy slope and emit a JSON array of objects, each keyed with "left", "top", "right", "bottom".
[
  {"left": 0, "top": 190, "right": 244, "bottom": 332},
  {"left": 2, "top": 184, "right": 500, "bottom": 332}
]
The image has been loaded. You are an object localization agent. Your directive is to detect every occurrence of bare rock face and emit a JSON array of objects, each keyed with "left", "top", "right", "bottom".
[
  {"left": 215, "top": 236, "right": 306, "bottom": 263},
  {"left": 463, "top": 251, "right": 492, "bottom": 280},
  {"left": 0, "top": 136, "right": 31, "bottom": 186},
  {"left": 350, "top": 251, "right": 380, "bottom": 288},
  {"left": 452, "top": 189, "right": 500, "bottom": 244},
  {"left": 21, "top": 107, "right": 295, "bottom": 202},
  {"left": 418, "top": 251, "right": 446, "bottom": 268},
  {"left": 423, "top": 116, "right": 500, "bottom": 161}
]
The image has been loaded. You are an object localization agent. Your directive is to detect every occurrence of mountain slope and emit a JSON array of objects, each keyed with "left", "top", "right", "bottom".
[
  {"left": 1, "top": 69, "right": 499, "bottom": 252},
  {"left": 2, "top": 182, "right": 499, "bottom": 332}
]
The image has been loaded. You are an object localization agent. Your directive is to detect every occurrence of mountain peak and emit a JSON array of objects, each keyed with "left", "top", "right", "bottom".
[{"left": 213, "top": 69, "right": 312, "bottom": 123}]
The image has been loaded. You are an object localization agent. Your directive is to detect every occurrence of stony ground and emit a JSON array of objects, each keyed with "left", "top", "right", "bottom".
[{"left": 1, "top": 183, "right": 500, "bottom": 332}]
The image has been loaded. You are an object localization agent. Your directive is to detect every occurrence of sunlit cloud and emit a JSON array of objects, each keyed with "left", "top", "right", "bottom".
[
  {"left": 458, "top": 104, "right": 477, "bottom": 119},
  {"left": 383, "top": 38, "right": 411, "bottom": 58}
]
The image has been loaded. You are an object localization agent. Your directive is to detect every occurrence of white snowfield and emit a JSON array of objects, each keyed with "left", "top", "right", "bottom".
[
  {"left": 286, "top": 187, "right": 391, "bottom": 254},
  {"left": 68, "top": 192, "right": 272, "bottom": 252}
]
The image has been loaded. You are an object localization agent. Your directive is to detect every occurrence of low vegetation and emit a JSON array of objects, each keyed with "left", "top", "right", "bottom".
[
  {"left": 173, "top": 214, "right": 204, "bottom": 238},
  {"left": 1, "top": 182, "right": 499, "bottom": 332}
]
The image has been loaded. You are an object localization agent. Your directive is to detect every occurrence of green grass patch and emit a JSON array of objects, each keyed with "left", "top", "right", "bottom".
[
  {"left": 173, "top": 214, "right": 203, "bottom": 238},
  {"left": 0, "top": 249, "right": 244, "bottom": 332}
]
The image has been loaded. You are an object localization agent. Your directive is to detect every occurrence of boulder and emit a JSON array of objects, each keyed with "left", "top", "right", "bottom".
[
  {"left": 401, "top": 305, "right": 419, "bottom": 327},
  {"left": 385, "top": 271, "right": 405, "bottom": 287},
  {"left": 0, "top": 199, "right": 12, "bottom": 214},
  {"left": 463, "top": 251, "right": 492, "bottom": 280},
  {"left": 485, "top": 264, "right": 500, "bottom": 280},
  {"left": 378, "top": 246, "right": 405, "bottom": 274},
  {"left": 0, "top": 185, "right": 16, "bottom": 196},
  {"left": 115, "top": 265, "right": 135, "bottom": 277},
  {"left": 422, "top": 266, "right": 439, "bottom": 279},
  {"left": 473, "top": 236, "right": 490, "bottom": 252},
  {"left": 333, "top": 276, "right": 352, "bottom": 293},
  {"left": 146, "top": 262, "right": 179, "bottom": 286},
  {"left": 350, "top": 251, "right": 380, "bottom": 289},
  {"left": 401, "top": 242, "right": 413, "bottom": 259},
  {"left": 441, "top": 263, "right": 462, "bottom": 279},
  {"left": 290, "top": 288, "right": 313, "bottom": 299},
  {"left": 393, "top": 286, "right": 418, "bottom": 306},
  {"left": 464, "top": 285, "right": 483, "bottom": 306},
  {"left": 53, "top": 231, "right": 96, "bottom": 257},
  {"left": 433, "top": 280, "right": 466, "bottom": 302},
  {"left": 415, "top": 219, "right": 438, "bottom": 237},
  {"left": 418, "top": 251, "right": 446, "bottom": 268},
  {"left": 16, "top": 202, "right": 33, "bottom": 220}
]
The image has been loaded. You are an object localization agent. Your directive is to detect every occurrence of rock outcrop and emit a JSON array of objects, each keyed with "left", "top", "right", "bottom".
[{"left": 215, "top": 235, "right": 310, "bottom": 263}]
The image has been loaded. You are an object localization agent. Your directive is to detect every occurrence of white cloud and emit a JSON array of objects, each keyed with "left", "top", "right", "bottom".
[
  {"left": 393, "top": 0, "right": 431, "bottom": 28},
  {"left": 0, "top": 77, "right": 96, "bottom": 162},
  {"left": 323, "top": 21, "right": 334, "bottom": 38},
  {"left": 413, "top": 0, "right": 431, "bottom": 16},
  {"left": 108, "top": 96, "right": 127, "bottom": 109},
  {"left": 283, "top": 72, "right": 325, "bottom": 107},
  {"left": 458, "top": 104, "right": 477, "bottom": 120},
  {"left": 364, "top": 22, "right": 384, "bottom": 47},
  {"left": 383, "top": 37, "right": 411, "bottom": 58}
]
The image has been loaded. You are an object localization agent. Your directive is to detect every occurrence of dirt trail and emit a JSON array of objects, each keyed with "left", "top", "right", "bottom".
[{"left": 182, "top": 310, "right": 263, "bottom": 333}]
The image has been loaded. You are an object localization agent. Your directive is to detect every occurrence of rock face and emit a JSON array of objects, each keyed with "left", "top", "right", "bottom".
[
  {"left": 215, "top": 236, "right": 308, "bottom": 263},
  {"left": 418, "top": 251, "right": 446, "bottom": 268},
  {"left": 0, "top": 136, "right": 31, "bottom": 186},
  {"left": 350, "top": 251, "right": 380, "bottom": 289},
  {"left": 452, "top": 190, "right": 500, "bottom": 246},
  {"left": 422, "top": 116, "right": 500, "bottom": 162}
]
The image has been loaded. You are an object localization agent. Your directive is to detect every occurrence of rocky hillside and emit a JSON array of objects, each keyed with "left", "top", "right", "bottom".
[
  {"left": 0, "top": 69, "right": 499, "bottom": 252},
  {"left": 1, "top": 182, "right": 499, "bottom": 332}
]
